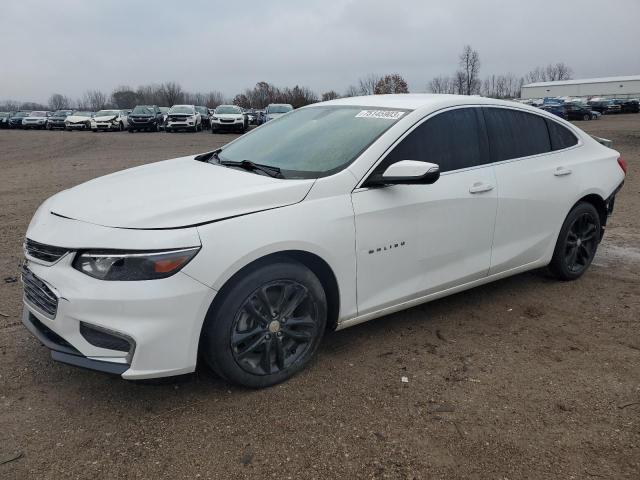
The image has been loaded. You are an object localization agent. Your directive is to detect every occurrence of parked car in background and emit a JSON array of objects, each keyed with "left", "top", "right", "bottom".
[
  {"left": 128, "top": 105, "right": 164, "bottom": 132},
  {"left": 588, "top": 99, "right": 621, "bottom": 114},
  {"left": 20, "top": 94, "right": 626, "bottom": 388},
  {"left": 8, "top": 111, "right": 30, "bottom": 128},
  {"left": 261, "top": 103, "right": 293, "bottom": 123},
  {"left": 165, "top": 105, "right": 202, "bottom": 132},
  {"left": 614, "top": 98, "right": 639, "bottom": 113},
  {"left": 158, "top": 107, "right": 169, "bottom": 129},
  {"left": 196, "top": 106, "right": 211, "bottom": 129},
  {"left": 245, "top": 109, "right": 258, "bottom": 125},
  {"left": 91, "top": 109, "right": 128, "bottom": 132},
  {"left": 22, "top": 111, "right": 51, "bottom": 129},
  {"left": 210, "top": 104, "right": 247, "bottom": 133},
  {"left": 0, "top": 111, "right": 13, "bottom": 128},
  {"left": 47, "top": 109, "right": 74, "bottom": 130},
  {"left": 538, "top": 104, "right": 567, "bottom": 120},
  {"left": 563, "top": 103, "right": 592, "bottom": 121},
  {"left": 64, "top": 111, "right": 94, "bottom": 130},
  {"left": 590, "top": 110, "right": 602, "bottom": 120}
]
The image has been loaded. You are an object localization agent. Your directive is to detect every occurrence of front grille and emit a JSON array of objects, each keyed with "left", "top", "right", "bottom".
[
  {"left": 22, "top": 267, "right": 58, "bottom": 319},
  {"left": 24, "top": 238, "right": 69, "bottom": 264},
  {"left": 80, "top": 323, "right": 132, "bottom": 352},
  {"left": 168, "top": 115, "right": 189, "bottom": 121}
]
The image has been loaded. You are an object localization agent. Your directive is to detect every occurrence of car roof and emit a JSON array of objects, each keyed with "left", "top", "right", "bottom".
[{"left": 313, "top": 93, "right": 553, "bottom": 116}]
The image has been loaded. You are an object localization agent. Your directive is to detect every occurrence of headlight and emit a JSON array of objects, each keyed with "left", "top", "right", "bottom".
[
  {"left": 212, "top": 116, "right": 219, "bottom": 120},
  {"left": 73, "top": 247, "right": 200, "bottom": 281}
]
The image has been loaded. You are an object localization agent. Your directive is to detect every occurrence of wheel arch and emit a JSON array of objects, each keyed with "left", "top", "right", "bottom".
[
  {"left": 573, "top": 193, "right": 607, "bottom": 239},
  {"left": 200, "top": 249, "right": 341, "bottom": 345}
]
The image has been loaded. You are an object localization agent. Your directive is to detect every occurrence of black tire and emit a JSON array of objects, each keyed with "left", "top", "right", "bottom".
[
  {"left": 548, "top": 202, "right": 601, "bottom": 281},
  {"left": 201, "top": 260, "right": 327, "bottom": 388},
  {"left": 165, "top": 127, "right": 172, "bottom": 133},
  {"left": 119, "top": 122, "right": 124, "bottom": 131},
  {"left": 582, "top": 114, "right": 590, "bottom": 121},
  {"left": 128, "top": 128, "right": 134, "bottom": 133}
]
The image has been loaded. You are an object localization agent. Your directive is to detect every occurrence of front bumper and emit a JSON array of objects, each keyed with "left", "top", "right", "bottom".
[
  {"left": 66, "top": 123, "right": 90, "bottom": 130},
  {"left": 21, "top": 252, "right": 216, "bottom": 379},
  {"left": 212, "top": 120, "right": 244, "bottom": 129}
]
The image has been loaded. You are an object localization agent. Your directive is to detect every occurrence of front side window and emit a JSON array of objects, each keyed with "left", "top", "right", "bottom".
[
  {"left": 483, "top": 108, "right": 551, "bottom": 161},
  {"left": 375, "top": 107, "right": 485, "bottom": 174},
  {"left": 218, "top": 106, "right": 407, "bottom": 178}
]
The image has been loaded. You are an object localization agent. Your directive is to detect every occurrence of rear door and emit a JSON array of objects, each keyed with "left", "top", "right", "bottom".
[
  {"left": 352, "top": 107, "right": 498, "bottom": 315},
  {"left": 484, "top": 107, "right": 581, "bottom": 274}
]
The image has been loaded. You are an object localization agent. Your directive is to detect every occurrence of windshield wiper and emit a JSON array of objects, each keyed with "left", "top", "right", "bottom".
[{"left": 219, "top": 159, "right": 282, "bottom": 178}]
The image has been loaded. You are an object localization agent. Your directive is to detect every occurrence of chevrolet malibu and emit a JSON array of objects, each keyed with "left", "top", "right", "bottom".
[{"left": 22, "top": 94, "right": 626, "bottom": 388}]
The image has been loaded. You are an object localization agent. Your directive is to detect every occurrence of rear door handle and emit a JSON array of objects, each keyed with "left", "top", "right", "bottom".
[
  {"left": 554, "top": 167, "right": 572, "bottom": 176},
  {"left": 469, "top": 182, "right": 494, "bottom": 194}
]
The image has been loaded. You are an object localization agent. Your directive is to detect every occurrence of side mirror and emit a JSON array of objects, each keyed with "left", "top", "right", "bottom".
[{"left": 366, "top": 160, "right": 440, "bottom": 187}]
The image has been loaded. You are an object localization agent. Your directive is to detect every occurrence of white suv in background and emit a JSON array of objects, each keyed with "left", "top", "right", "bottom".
[
  {"left": 21, "top": 94, "right": 625, "bottom": 388},
  {"left": 22, "top": 111, "right": 51, "bottom": 129},
  {"left": 165, "top": 105, "right": 202, "bottom": 132},
  {"left": 210, "top": 104, "right": 248, "bottom": 133}
]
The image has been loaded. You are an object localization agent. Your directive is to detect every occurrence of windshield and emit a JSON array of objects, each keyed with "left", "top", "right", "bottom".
[
  {"left": 14, "top": 112, "right": 29, "bottom": 117},
  {"left": 73, "top": 112, "right": 93, "bottom": 117},
  {"left": 53, "top": 110, "right": 73, "bottom": 116},
  {"left": 169, "top": 105, "right": 194, "bottom": 114},
  {"left": 96, "top": 110, "right": 119, "bottom": 117},
  {"left": 215, "top": 106, "right": 242, "bottom": 114},
  {"left": 29, "top": 111, "right": 47, "bottom": 117},
  {"left": 0, "top": 112, "right": 9, "bottom": 117},
  {"left": 132, "top": 106, "right": 154, "bottom": 114},
  {"left": 267, "top": 104, "right": 293, "bottom": 114},
  {"left": 218, "top": 106, "right": 407, "bottom": 178}
]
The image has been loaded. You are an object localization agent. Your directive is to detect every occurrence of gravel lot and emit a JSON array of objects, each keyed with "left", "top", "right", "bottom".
[{"left": 1, "top": 117, "right": 638, "bottom": 479}]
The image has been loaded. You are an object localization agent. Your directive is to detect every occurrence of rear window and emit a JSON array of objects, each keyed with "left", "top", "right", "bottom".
[
  {"left": 546, "top": 119, "right": 578, "bottom": 151},
  {"left": 484, "top": 108, "right": 551, "bottom": 161}
]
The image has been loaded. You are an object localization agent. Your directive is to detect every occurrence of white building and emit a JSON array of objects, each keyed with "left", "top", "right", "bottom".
[{"left": 521, "top": 75, "right": 640, "bottom": 100}]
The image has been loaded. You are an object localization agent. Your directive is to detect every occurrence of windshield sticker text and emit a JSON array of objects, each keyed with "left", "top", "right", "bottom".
[{"left": 355, "top": 110, "right": 405, "bottom": 120}]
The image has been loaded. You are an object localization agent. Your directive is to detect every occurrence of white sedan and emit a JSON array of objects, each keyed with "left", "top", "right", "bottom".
[
  {"left": 210, "top": 104, "right": 247, "bottom": 133},
  {"left": 22, "top": 94, "right": 625, "bottom": 388}
]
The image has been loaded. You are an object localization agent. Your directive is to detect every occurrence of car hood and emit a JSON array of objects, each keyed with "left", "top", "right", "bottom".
[
  {"left": 93, "top": 115, "right": 118, "bottom": 122},
  {"left": 46, "top": 155, "right": 315, "bottom": 229},
  {"left": 66, "top": 115, "right": 91, "bottom": 122},
  {"left": 215, "top": 113, "right": 244, "bottom": 120}
]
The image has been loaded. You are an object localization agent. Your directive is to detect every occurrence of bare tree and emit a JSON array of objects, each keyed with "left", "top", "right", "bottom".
[
  {"left": 459, "top": 45, "right": 481, "bottom": 95},
  {"left": 111, "top": 86, "right": 138, "bottom": 108},
  {"left": 82, "top": 90, "right": 108, "bottom": 110},
  {"left": 358, "top": 74, "right": 381, "bottom": 95},
  {"left": 524, "top": 63, "right": 573, "bottom": 84},
  {"left": 344, "top": 85, "right": 360, "bottom": 97},
  {"left": 454, "top": 70, "right": 466, "bottom": 95},
  {"left": 48, "top": 93, "right": 71, "bottom": 110},
  {"left": 233, "top": 94, "right": 250, "bottom": 109},
  {"left": 159, "top": 82, "right": 184, "bottom": 106},
  {"left": 374, "top": 74, "right": 409, "bottom": 94},
  {"left": 428, "top": 75, "right": 455, "bottom": 94},
  {"left": 321, "top": 90, "right": 340, "bottom": 101},
  {"left": 205, "top": 91, "right": 226, "bottom": 108},
  {"left": 545, "top": 62, "right": 573, "bottom": 81}
]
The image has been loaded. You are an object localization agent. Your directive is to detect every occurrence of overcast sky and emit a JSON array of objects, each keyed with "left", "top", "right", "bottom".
[{"left": 2, "top": 0, "right": 639, "bottom": 103}]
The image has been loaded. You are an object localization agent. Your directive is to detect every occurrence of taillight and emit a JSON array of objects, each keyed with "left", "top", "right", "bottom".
[{"left": 617, "top": 156, "right": 627, "bottom": 175}]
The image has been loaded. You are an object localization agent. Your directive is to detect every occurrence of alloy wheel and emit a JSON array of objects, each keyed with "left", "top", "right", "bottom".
[
  {"left": 564, "top": 212, "right": 598, "bottom": 273},
  {"left": 231, "top": 280, "right": 319, "bottom": 376}
]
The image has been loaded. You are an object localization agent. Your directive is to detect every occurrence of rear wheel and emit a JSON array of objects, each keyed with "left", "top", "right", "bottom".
[
  {"left": 201, "top": 260, "right": 327, "bottom": 388},
  {"left": 582, "top": 113, "right": 590, "bottom": 121},
  {"left": 549, "top": 202, "right": 601, "bottom": 281}
]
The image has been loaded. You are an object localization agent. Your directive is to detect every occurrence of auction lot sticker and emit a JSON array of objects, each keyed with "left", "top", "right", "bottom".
[{"left": 355, "top": 110, "right": 405, "bottom": 120}]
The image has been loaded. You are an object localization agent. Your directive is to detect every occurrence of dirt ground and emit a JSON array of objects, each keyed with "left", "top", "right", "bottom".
[{"left": 0, "top": 117, "right": 638, "bottom": 480}]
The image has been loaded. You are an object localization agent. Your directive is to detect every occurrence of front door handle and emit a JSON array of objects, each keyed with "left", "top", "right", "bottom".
[
  {"left": 469, "top": 182, "right": 494, "bottom": 194},
  {"left": 554, "top": 167, "right": 572, "bottom": 176}
]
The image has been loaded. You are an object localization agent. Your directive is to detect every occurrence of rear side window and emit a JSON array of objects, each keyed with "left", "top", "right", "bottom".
[
  {"left": 484, "top": 108, "right": 551, "bottom": 161},
  {"left": 381, "top": 108, "right": 485, "bottom": 173},
  {"left": 546, "top": 119, "right": 578, "bottom": 151}
]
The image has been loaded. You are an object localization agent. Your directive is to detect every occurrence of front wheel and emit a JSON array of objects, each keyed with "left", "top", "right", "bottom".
[
  {"left": 548, "top": 202, "right": 601, "bottom": 281},
  {"left": 201, "top": 260, "right": 327, "bottom": 388},
  {"left": 582, "top": 114, "right": 590, "bottom": 121}
]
